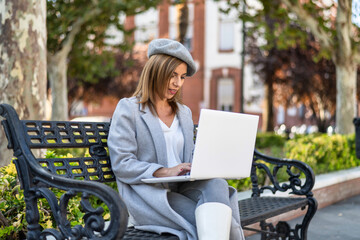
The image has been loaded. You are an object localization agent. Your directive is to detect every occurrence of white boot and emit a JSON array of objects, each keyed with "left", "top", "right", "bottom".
[{"left": 195, "top": 202, "right": 232, "bottom": 240}]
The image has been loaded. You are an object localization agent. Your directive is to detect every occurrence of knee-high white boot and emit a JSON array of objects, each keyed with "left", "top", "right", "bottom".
[{"left": 195, "top": 202, "right": 232, "bottom": 240}]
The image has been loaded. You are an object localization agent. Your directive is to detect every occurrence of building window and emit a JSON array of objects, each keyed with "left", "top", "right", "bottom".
[
  {"left": 277, "top": 105, "right": 285, "bottom": 124},
  {"left": 219, "top": 13, "right": 234, "bottom": 52},
  {"left": 134, "top": 9, "right": 159, "bottom": 43},
  {"left": 217, "top": 78, "right": 234, "bottom": 111}
]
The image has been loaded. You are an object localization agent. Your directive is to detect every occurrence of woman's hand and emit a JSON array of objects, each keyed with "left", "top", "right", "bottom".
[{"left": 153, "top": 163, "right": 191, "bottom": 177}]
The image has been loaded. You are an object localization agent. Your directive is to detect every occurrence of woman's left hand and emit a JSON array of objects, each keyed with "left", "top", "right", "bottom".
[{"left": 153, "top": 163, "right": 191, "bottom": 177}]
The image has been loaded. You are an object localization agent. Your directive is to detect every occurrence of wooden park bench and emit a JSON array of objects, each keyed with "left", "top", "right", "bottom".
[{"left": 0, "top": 103, "right": 317, "bottom": 240}]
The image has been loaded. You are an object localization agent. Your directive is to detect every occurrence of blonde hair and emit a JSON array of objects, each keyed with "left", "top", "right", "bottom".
[{"left": 133, "top": 54, "right": 184, "bottom": 114}]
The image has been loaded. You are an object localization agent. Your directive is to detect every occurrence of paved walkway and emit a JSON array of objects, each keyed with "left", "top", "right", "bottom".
[{"left": 246, "top": 194, "right": 360, "bottom": 240}]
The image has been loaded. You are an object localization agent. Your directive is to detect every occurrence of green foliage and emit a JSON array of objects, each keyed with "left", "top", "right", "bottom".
[
  {"left": 47, "top": 0, "right": 162, "bottom": 94},
  {"left": 68, "top": 50, "right": 119, "bottom": 84},
  {"left": 241, "top": 1, "right": 336, "bottom": 50},
  {"left": 228, "top": 177, "right": 252, "bottom": 192},
  {"left": 0, "top": 150, "right": 118, "bottom": 238},
  {"left": 0, "top": 162, "right": 26, "bottom": 239},
  {"left": 285, "top": 133, "right": 359, "bottom": 174},
  {"left": 256, "top": 132, "right": 287, "bottom": 148},
  {"left": 47, "top": 148, "right": 89, "bottom": 158},
  {"left": 223, "top": 0, "right": 311, "bottom": 51},
  {"left": 47, "top": 0, "right": 161, "bottom": 53}
]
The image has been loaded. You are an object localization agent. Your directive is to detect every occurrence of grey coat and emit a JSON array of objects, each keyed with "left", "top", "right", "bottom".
[{"left": 108, "top": 97, "right": 240, "bottom": 240}]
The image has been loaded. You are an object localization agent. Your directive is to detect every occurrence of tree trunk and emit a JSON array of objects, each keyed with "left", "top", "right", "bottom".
[
  {"left": 48, "top": 52, "right": 69, "bottom": 120},
  {"left": 0, "top": 0, "right": 47, "bottom": 166},
  {"left": 335, "top": 0, "right": 356, "bottom": 134},
  {"left": 279, "top": 0, "right": 358, "bottom": 134},
  {"left": 335, "top": 64, "right": 357, "bottom": 134},
  {"left": 262, "top": 82, "right": 274, "bottom": 132},
  {"left": 46, "top": 8, "right": 102, "bottom": 121}
]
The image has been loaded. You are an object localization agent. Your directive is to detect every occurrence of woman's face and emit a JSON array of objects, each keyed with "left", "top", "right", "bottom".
[{"left": 164, "top": 63, "right": 187, "bottom": 100}]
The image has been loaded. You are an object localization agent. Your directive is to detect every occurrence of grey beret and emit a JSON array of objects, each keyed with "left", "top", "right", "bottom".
[{"left": 147, "top": 38, "right": 197, "bottom": 76}]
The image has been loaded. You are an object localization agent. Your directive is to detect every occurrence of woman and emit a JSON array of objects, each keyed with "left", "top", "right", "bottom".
[{"left": 108, "top": 39, "right": 244, "bottom": 240}]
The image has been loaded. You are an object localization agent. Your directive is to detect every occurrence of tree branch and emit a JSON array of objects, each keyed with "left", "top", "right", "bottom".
[
  {"left": 57, "top": 7, "right": 102, "bottom": 58},
  {"left": 280, "top": 0, "right": 334, "bottom": 50},
  {"left": 0, "top": 210, "right": 9, "bottom": 227}
]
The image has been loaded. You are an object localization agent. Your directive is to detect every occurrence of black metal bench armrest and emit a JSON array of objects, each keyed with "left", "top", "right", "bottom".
[
  {"left": 28, "top": 169, "right": 128, "bottom": 239},
  {"left": 251, "top": 149, "right": 315, "bottom": 197},
  {"left": 0, "top": 103, "right": 128, "bottom": 239}
]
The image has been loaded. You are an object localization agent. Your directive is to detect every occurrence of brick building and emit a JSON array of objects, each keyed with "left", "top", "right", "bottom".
[
  {"left": 84, "top": 0, "right": 322, "bottom": 132},
  {"left": 119, "top": 0, "right": 264, "bottom": 124}
]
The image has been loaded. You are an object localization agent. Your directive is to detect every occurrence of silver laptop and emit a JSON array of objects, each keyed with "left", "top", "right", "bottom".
[{"left": 141, "top": 109, "right": 259, "bottom": 183}]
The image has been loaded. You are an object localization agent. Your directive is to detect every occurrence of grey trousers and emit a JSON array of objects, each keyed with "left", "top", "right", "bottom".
[{"left": 167, "top": 179, "right": 244, "bottom": 240}]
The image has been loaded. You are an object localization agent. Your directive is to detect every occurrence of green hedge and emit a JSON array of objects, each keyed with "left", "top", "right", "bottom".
[
  {"left": 0, "top": 163, "right": 27, "bottom": 239},
  {"left": 228, "top": 133, "right": 360, "bottom": 191},
  {"left": 256, "top": 132, "right": 287, "bottom": 148},
  {"left": 285, "top": 133, "right": 359, "bottom": 174}
]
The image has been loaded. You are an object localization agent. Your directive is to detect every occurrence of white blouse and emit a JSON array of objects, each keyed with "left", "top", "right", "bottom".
[{"left": 158, "top": 115, "right": 184, "bottom": 168}]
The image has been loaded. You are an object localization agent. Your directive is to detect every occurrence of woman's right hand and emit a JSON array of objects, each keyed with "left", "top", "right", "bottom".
[{"left": 153, "top": 163, "right": 191, "bottom": 178}]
